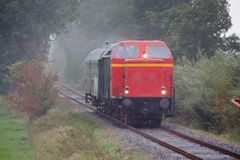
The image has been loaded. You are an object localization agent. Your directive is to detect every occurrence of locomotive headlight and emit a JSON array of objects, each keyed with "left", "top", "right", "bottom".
[
  {"left": 161, "top": 89, "right": 166, "bottom": 95},
  {"left": 124, "top": 86, "right": 129, "bottom": 95},
  {"left": 143, "top": 53, "right": 147, "bottom": 58},
  {"left": 161, "top": 87, "right": 166, "bottom": 95}
]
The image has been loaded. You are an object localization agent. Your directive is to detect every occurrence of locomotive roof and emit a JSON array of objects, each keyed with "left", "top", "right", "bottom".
[
  {"left": 84, "top": 43, "right": 116, "bottom": 63},
  {"left": 84, "top": 40, "right": 168, "bottom": 63},
  {"left": 84, "top": 48, "right": 104, "bottom": 63},
  {"left": 118, "top": 40, "right": 167, "bottom": 45}
]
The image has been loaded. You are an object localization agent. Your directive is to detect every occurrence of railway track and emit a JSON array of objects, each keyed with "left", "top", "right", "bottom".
[{"left": 55, "top": 82, "right": 240, "bottom": 160}]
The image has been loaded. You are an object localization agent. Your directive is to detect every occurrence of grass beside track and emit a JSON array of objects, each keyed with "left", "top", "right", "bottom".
[
  {"left": 30, "top": 103, "right": 147, "bottom": 160},
  {"left": 0, "top": 95, "right": 148, "bottom": 160},
  {"left": 0, "top": 96, "right": 33, "bottom": 160},
  {"left": 189, "top": 128, "right": 240, "bottom": 146},
  {"left": 169, "top": 118, "right": 240, "bottom": 146}
]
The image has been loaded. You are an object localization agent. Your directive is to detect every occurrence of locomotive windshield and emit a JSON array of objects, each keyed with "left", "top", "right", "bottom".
[
  {"left": 147, "top": 45, "right": 170, "bottom": 58},
  {"left": 115, "top": 45, "right": 138, "bottom": 58}
]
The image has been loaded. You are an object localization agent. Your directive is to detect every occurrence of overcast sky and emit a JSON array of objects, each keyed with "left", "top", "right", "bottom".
[{"left": 228, "top": 0, "right": 240, "bottom": 36}]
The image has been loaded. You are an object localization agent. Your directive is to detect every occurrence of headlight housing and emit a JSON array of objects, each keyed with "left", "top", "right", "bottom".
[
  {"left": 161, "top": 87, "right": 166, "bottom": 95},
  {"left": 124, "top": 86, "right": 129, "bottom": 95}
]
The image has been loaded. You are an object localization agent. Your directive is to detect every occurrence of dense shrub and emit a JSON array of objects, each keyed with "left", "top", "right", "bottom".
[
  {"left": 7, "top": 55, "right": 57, "bottom": 118},
  {"left": 1, "top": 61, "right": 24, "bottom": 93},
  {"left": 175, "top": 51, "right": 240, "bottom": 135}
]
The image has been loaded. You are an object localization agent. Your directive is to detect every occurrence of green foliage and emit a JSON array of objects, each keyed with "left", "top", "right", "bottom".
[
  {"left": 0, "top": 61, "right": 24, "bottom": 93},
  {"left": 0, "top": 98, "right": 33, "bottom": 160},
  {"left": 133, "top": 0, "right": 232, "bottom": 60},
  {"left": 0, "top": 0, "right": 81, "bottom": 93},
  {"left": 222, "top": 34, "right": 240, "bottom": 53},
  {"left": 175, "top": 51, "right": 240, "bottom": 134},
  {"left": 133, "top": 0, "right": 190, "bottom": 39},
  {"left": 0, "top": 66, "right": 8, "bottom": 94}
]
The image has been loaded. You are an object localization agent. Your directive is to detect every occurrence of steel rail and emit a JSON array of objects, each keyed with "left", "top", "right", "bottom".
[
  {"left": 56, "top": 82, "right": 85, "bottom": 97},
  {"left": 55, "top": 82, "right": 203, "bottom": 160},
  {"left": 161, "top": 127, "right": 240, "bottom": 159}
]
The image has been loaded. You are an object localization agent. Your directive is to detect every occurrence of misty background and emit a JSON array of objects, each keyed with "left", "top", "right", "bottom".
[
  {"left": 49, "top": 0, "right": 240, "bottom": 85},
  {"left": 49, "top": 0, "right": 137, "bottom": 83}
]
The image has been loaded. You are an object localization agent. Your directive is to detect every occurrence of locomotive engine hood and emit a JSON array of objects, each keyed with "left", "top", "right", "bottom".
[{"left": 122, "top": 58, "right": 173, "bottom": 98}]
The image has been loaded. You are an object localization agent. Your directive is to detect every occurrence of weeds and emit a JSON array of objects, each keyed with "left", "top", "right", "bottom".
[
  {"left": 174, "top": 50, "right": 240, "bottom": 140},
  {"left": 0, "top": 97, "right": 33, "bottom": 160},
  {"left": 30, "top": 106, "right": 146, "bottom": 160}
]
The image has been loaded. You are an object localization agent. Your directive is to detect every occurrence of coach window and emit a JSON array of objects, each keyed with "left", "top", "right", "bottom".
[
  {"left": 147, "top": 45, "right": 170, "bottom": 58},
  {"left": 105, "top": 50, "right": 112, "bottom": 56},
  {"left": 115, "top": 45, "right": 138, "bottom": 58}
]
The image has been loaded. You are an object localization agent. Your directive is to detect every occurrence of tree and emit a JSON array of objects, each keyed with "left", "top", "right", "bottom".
[
  {"left": 222, "top": 34, "right": 240, "bottom": 53},
  {"left": 133, "top": 0, "right": 190, "bottom": 39},
  {"left": 0, "top": 0, "right": 81, "bottom": 93},
  {"left": 132, "top": 0, "right": 232, "bottom": 60}
]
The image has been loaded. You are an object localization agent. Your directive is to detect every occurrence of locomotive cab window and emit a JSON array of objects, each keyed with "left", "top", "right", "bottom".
[
  {"left": 115, "top": 45, "right": 138, "bottom": 58},
  {"left": 147, "top": 45, "right": 170, "bottom": 58}
]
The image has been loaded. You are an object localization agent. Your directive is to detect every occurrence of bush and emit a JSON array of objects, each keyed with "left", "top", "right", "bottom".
[
  {"left": 6, "top": 55, "right": 57, "bottom": 118},
  {"left": 175, "top": 51, "right": 240, "bottom": 134},
  {"left": 1, "top": 61, "right": 24, "bottom": 93},
  {"left": 0, "top": 62, "right": 24, "bottom": 94}
]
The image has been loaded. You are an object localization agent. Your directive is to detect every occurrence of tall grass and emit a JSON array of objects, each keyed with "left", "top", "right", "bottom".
[
  {"left": 30, "top": 106, "right": 147, "bottom": 160},
  {"left": 0, "top": 97, "right": 33, "bottom": 160},
  {"left": 174, "top": 51, "right": 240, "bottom": 141}
]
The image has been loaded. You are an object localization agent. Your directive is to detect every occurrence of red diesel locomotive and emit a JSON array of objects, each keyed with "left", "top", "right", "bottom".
[{"left": 85, "top": 40, "right": 174, "bottom": 126}]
